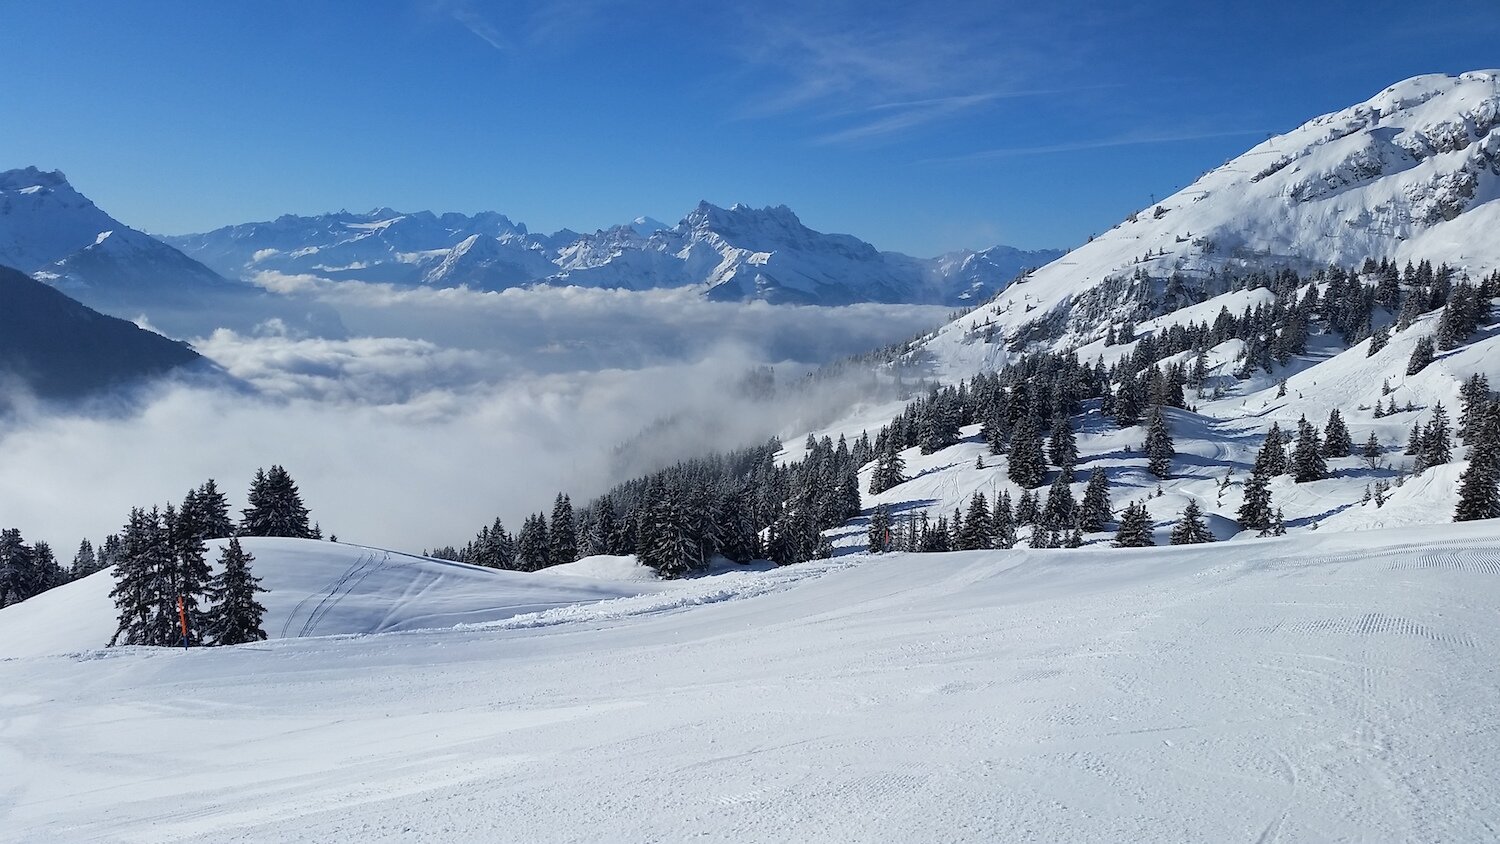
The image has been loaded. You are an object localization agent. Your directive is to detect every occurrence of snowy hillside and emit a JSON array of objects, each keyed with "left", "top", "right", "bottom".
[
  {"left": 915, "top": 70, "right": 1500, "bottom": 380},
  {"left": 3, "top": 522, "right": 1497, "bottom": 840},
  {"left": 0, "top": 167, "right": 231, "bottom": 297},
  {"left": 169, "top": 201, "right": 1062, "bottom": 305},
  {"left": 0, "top": 538, "right": 669, "bottom": 658}
]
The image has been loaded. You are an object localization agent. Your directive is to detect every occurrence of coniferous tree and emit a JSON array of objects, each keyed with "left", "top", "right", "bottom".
[
  {"left": 1406, "top": 335, "right": 1436, "bottom": 375},
  {"left": 205, "top": 537, "right": 268, "bottom": 646},
  {"left": 1169, "top": 500, "right": 1214, "bottom": 544},
  {"left": 1406, "top": 420, "right": 1423, "bottom": 456},
  {"left": 1145, "top": 406, "right": 1175, "bottom": 479},
  {"left": 549, "top": 494, "right": 577, "bottom": 567},
  {"left": 867, "top": 505, "right": 891, "bottom": 553},
  {"left": 0, "top": 528, "right": 36, "bottom": 607},
  {"left": 1292, "top": 416, "right": 1327, "bottom": 483},
  {"left": 240, "top": 466, "right": 312, "bottom": 538},
  {"left": 1238, "top": 459, "right": 1275, "bottom": 532},
  {"left": 1458, "top": 373, "right": 1492, "bottom": 443},
  {"left": 1263, "top": 424, "right": 1288, "bottom": 475},
  {"left": 1420, "top": 402, "right": 1453, "bottom": 469},
  {"left": 1113, "top": 501, "right": 1155, "bottom": 547},
  {"left": 1454, "top": 407, "right": 1500, "bottom": 522},
  {"left": 517, "top": 513, "right": 550, "bottom": 572},
  {"left": 1040, "top": 473, "right": 1075, "bottom": 529},
  {"left": 1323, "top": 409, "right": 1352, "bottom": 458},
  {"left": 1014, "top": 489, "right": 1040, "bottom": 525},
  {"left": 1007, "top": 414, "right": 1046, "bottom": 488},
  {"left": 959, "top": 493, "right": 992, "bottom": 550},
  {"left": 992, "top": 492, "right": 1017, "bottom": 549},
  {"left": 71, "top": 538, "right": 98, "bottom": 580},
  {"left": 1048, "top": 417, "right": 1078, "bottom": 474},
  {"left": 1078, "top": 467, "right": 1111, "bottom": 533},
  {"left": 192, "top": 479, "right": 234, "bottom": 539},
  {"left": 869, "top": 435, "right": 907, "bottom": 495},
  {"left": 1362, "top": 432, "right": 1383, "bottom": 469}
]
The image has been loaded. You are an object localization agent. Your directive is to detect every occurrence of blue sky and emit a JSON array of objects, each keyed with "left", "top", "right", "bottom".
[{"left": 3, "top": 0, "right": 1497, "bottom": 256}]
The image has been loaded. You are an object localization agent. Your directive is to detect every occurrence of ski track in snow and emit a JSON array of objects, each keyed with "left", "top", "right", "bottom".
[{"left": 2, "top": 522, "right": 1499, "bottom": 841}]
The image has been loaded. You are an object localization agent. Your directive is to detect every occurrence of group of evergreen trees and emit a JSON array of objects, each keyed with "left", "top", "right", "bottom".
[
  {"left": 450, "top": 435, "right": 862, "bottom": 578},
  {"left": 107, "top": 471, "right": 292, "bottom": 647}
]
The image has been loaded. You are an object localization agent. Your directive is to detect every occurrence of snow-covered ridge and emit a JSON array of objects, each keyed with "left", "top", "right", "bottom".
[
  {"left": 909, "top": 70, "right": 1500, "bottom": 380},
  {"left": 168, "top": 200, "right": 1063, "bottom": 305}
]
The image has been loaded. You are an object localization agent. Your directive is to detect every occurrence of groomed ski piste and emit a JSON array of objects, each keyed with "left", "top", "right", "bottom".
[{"left": 2, "top": 522, "right": 1498, "bottom": 841}]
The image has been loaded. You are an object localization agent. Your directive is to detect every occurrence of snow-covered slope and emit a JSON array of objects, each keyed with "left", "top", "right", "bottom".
[
  {"left": 915, "top": 70, "right": 1500, "bottom": 380},
  {"left": 0, "top": 167, "right": 232, "bottom": 297},
  {"left": 171, "top": 201, "right": 1062, "bottom": 305},
  {"left": 2, "top": 522, "right": 1497, "bottom": 840},
  {"left": 0, "top": 538, "right": 666, "bottom": 658}
]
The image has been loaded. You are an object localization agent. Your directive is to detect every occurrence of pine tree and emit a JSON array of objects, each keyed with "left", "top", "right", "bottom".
[
  {"left": 205, "top": 537, "right": 268, "bottom": 646},
  {"left": 1169, "top": 500, "right": 1213, "bottom": 544},
  {"left": 193, "top": 479, "right": 234, "bottom": 539},
  {"left": 1040, "top": 473, "right": 1075, "bottom": 529},
  {"left": 0, "top": 529, "right": 36, "bottom": 607},
  {"left": 240, "top": 466, "right": 312, "bottom": 538},
  {"left": 1238, "top": 463, "right": 1274, "bottom": 531},
  {"left": 1420, "top": 402, "right": 1453, "bottom": 468},
  {"left": 1048, "top": 416, "right": 1078, "bottom": 474},
  {"left": 1145, "top": 406, "right": 1175, "bottom": 478},
  {"left": 1113, "top": 501, "right": 1155, "bottom": 547},
  {"left": 1406, "top": 335, "right": 1436, "bottom": 375},
  {"left": 1454, "top": 408, "right": 1500, "bottom": 521},
  {"left": 1362, "top": 432, "right": 1383, "bottom": 469},
  {"left": 867, "top": 505, "right": 891, "bottom": 553},
  {"left": 71, "top": 538, "right": 98, "bottom": 580},
  {"left": 1262, "top": 424, "right": 1288, "bottom": 475},
  {"left": 1007, "top": 414, "right": 1046, "bottom": 488},
  {"left": 549, "top": 493, "right": 577, "bottom": 567},
  {"left": 1459, "top": 373, "right": 1493, "bottom": 443},
  {"left": 517, "top": 513, "right": 550, "bottom": 571},
  {"left": 960, "top": 493, "right": 992, "bottom": 550},
  {"left": 992, "top": 492, "right": 1017, "bottom": 549},
  {"left": 1323, "top": 409, "right": 1352, "bottom": 458},
  {"left": 1292, "top": 416, "right": 1327, "bottom": 483},
  {"left": 1078, "top": 467, "right": 1111, "bottom": 532},
  {"left": 869, "top": 436, "right": 907, "bottom": 495}
]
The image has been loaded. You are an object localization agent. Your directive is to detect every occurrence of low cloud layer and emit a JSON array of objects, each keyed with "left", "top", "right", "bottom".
[{"left": 1, "top": 284, "right": 945, "bottom": 553}]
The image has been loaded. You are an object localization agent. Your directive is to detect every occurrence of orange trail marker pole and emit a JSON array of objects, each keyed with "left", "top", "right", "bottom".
[{"left": 177, "top": 596, "right": 190, "bottom": 650}]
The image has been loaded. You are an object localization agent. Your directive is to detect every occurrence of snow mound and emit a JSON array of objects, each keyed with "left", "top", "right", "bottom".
[{"left": 0, "top": 538, "right": 664, "bottom": 658}]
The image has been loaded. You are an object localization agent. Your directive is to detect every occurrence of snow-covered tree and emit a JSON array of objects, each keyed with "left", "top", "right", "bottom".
[
  {"left": 549, "top": 493, "right": 577, "bottom": 567},
  {"left": 1078, "top": 467, "right": 1111, "bottom": 533},
  {"left": 1048, "top": 416, "right": 1078, "bottom": 474},
  {"left": 1455, "top": 407, "right": 1500, "bottom": 522},
  {"left": 1113, "top": 501, "right": 1155, "bottom": 547},
  {"left": 867, "top": 505, "right": 891, "bottom": 554},
  {"left": 1040, "top": 474, "right": 1075, "bottom": 529},
  {"left": 1007, "top": 414, "right": 1046, "bottom": 488},
  {"left": 1145, "top": 406, "right": 1175, "bottom": 479},
  {"left": 1292, "top": 416, "right": 1327, "bottom": 483},
  {"left": 1323, "top": 409, "right": 1352, "bottom": 458},
  {"left": 1406, "top": 335, "right": 1436, "bottom": 375},
  {"left": 205, "top": 537, "right": 268, "bottom": 646},
  {"left": 1169, "top": 500, "right": 1213, "bottom": 544},
  {"left": 239, "top": 466, "right": 312, "bottom": 538},
  {"left": 960, "top": 493, "right": 992, "bottom": 550}
]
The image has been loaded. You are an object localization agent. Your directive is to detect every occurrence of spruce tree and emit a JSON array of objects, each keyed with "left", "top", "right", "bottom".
[
  {"left": 1362, "top": 432, "right": 1383, "bottom": 469},
  {"left": 1292, "top": 416, "right": 1327, "bottom": 483},
  {"left": 1323, "top": 409, "right": 1351, "bottom": 458},
  {"left": 1454, "top": 409, "right": 1500, "bottom": 521},
  {"left": 869, "top": 436, "right": 907, "bottom": 495},
  {"left": 992, "top": 492, "right": 1017, "bottom": 549},
  {"left": 205, "top": 537, "right": 268, "bottom": 646},
  {"left": 960, "top": 493, "right": 992, "bottom": 550},
  {"left": 1458, "top": 373, "right": 1492, "bottom": 443},
  {"left": 71, "top": 538, "right": 98, "bottom": 580},
  {"left": 1040, "top": 473, "right": 1075, "bottom": 529},
  {"left": 1007, "top": 414, "right": 1046, "bottom": 488},
  {"left": 1048, "top": 417, "right": 1078, "bottom": 474},
  {"left": 0, "top": 529, "right": 36, "bottom": 607},
  {"left": 1078, "top": 467, "right": 1111, "bottom": 533},
  {"left": 1113, "top": 501, "right": 1155, "bottom": 547},
  {"left": 1406, "top": 336, "right": 1435, "bottom": 375},
  {"left": 1420, "top": 402, "right": 1452, "bottom": 468},
  {"left": 549, "top": 493, "right": 577, "bottom": 567},
  {"left": 1263, "top": 424, "right": 1288, "bottom": 476},
  {"left": 867, "top": 505, "right": 891, "bottom": 553},
  {"left": 1238, "top": 462, "right": 1274, "bottom": 532},
  {"left": 240, "top": 466, "right": 312, "bottom": 538},
  {"left": 1145, "top": 406, "right": 1175, "bottom": 479},
  {"left": 1169, "top": 500, "right": 1213, "bottom": 544}
]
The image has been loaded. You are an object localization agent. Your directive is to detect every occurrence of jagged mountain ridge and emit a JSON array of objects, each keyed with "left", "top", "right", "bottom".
[
  {"left": 167, "top": 201, "right": 1063, "bottom": 305},
  {"left": 0, "top": 167, "right": 231, "bottom": 296},
  {"left": 912, "top": 70, "right": 1500, "bottom": 379}
]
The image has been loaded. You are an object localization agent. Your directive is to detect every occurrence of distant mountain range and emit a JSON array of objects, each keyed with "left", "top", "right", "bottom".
[
  {"left": 0, "top": 265, "right": 208, "bottom": 403},
  {"left": 164, "top": 202, "right": 1063, "bottom": 306}
]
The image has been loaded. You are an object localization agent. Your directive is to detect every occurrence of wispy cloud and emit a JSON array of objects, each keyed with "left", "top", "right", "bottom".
[
  {"left": 922, "top": 128, "right": 1269, "bottom": 163},
  {"left": 434, "top": 0, "right": 619, "bottom": 55},
  {"left": 725, "top": 3, "right": 1121, "bottom": 146}
]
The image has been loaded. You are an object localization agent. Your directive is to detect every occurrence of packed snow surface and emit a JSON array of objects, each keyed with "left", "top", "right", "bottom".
[{"left": 3, "top": 522, "right": 1498, "bottom": 841}]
